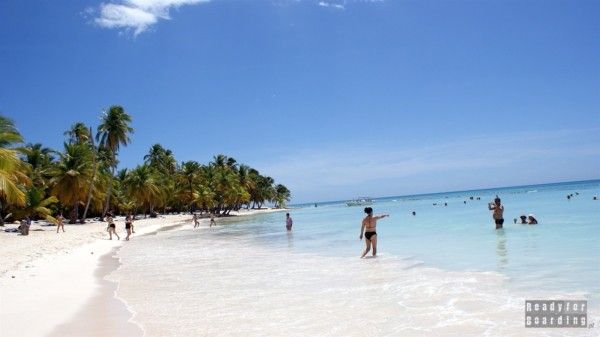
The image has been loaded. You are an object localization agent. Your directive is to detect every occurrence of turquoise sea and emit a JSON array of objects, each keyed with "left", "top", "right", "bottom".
[{"left": 110, "top": 180, "right": 600, "bottom": 336}]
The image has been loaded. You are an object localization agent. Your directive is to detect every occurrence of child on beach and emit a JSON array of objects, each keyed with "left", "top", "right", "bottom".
[{"left": 106, "top": 213, "right": 120, "bottom": 240}]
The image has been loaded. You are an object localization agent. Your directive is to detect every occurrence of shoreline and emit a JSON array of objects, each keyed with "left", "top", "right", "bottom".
[
  {"left": 0, "top": 209, "right": 284, "bottom": 337},
  {"left": 46, "top": 247, "right": 143, "bottom": 337}
]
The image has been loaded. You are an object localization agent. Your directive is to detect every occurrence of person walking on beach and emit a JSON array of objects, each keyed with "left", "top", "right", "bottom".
[
  {"left": 106, "top": 213, "right": 120, "bottom": 240},
  {"left": 56, "top": 213, "right": 65, "bottom": 233},
  {"left": 210, "top": 213, "right": 216, "bottom": 227},
  {"left": 488, "top": 196, "right": 504, "bottom": 229},
  {"left": 285, "top": 213, "right": 293, "bottom": 231},
  {"left": 359, "top": 207, "right": 389, "bottom": 258},
  {"left": 193, "top": 213, "right": 199, "bottom": 228},
  {"left": 125, "top": 214, "right": 133, "bottom": 240}
]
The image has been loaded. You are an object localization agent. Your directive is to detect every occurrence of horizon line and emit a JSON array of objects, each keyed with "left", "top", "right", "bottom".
[{"left": 292, "top": 178, "right": 600, "bottom": 206}]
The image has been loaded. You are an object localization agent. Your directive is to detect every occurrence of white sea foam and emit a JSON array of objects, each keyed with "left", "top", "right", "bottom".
[{"left": 108, "top": 226, "right": 598, "bottom": 337}]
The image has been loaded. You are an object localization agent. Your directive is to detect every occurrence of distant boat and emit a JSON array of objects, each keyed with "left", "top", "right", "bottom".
[{"left": 346, "top": 197, "right": 373, "bottom": 207}]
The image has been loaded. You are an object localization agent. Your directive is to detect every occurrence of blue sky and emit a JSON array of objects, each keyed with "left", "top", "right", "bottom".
[{"left": 1, "top": 0, "right": 599, "bottom": 203}]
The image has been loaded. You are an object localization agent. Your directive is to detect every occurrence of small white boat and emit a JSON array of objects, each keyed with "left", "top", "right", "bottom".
[{"left": 346, "top": 197, "right": 373, "bottom": 207}]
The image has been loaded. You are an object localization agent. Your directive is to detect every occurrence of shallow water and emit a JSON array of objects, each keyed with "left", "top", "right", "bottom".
[{"left": 109, "top": 180, "right": 600, "bottom": 336}]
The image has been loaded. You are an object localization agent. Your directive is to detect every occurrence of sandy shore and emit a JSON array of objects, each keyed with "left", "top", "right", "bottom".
[{"left": 0, "top": 209, "right": 283, "bottom": 337}]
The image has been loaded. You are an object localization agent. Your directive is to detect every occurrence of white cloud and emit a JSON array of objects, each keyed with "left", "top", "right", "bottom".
[
  {"left": 91, "top": 0, "right": 384, "bottom": 34},
  {"left": 318, "top": 1, "right": 345, "bottom": 10},
  {"left": 93, "top": 0, "right": 210, "bottom": 35}
]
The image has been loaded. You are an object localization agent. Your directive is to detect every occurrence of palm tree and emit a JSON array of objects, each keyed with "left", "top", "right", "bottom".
[
  {"left": 12, "top": 186, "right": 58, "bottom": 222},
  {"left": 50, "top": 143, "right": 93, "bottom": 223},
  {"left": 0, "top": 148, "right": 30, "bottom": 224},
  {"left": 144, "top": 144, "right": 166, "bottom": 168},
  {"left": 21, "top": 143, "right": 55, "bottom": 189},
  {"left": 238, "top": 164, "right": 255, "bottom": 209},
  {"left": 273, "top": 184, "right": 291, "bottom": 208},
  {"left": 80, "top": 125, "right": 99, "bottom": 223},
  {"left": 64, "top": 122, "right": 91, "bottom": 144},
  {"left": 178, "top": 161, "right": 201, "bottom": 212},
  {"left": 96, "top": 106, "right": 133, "bottom": 219},
  {"left": 124, "top": 165, "right": 161, "bottom": 217},
  {"left": 0, "top": 115, "right": 23, "bottom": 148},
  {"left": 0, "top": 116, "right": 29, "bottom": 225}
]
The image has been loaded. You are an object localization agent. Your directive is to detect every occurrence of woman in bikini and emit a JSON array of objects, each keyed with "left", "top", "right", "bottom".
[
  {"left": 125, "top": 213, "right": 133, "bottom": 240},
  {"left": 106, "top": 213, "right": 120, "bottom": 240},
  {"left": 359, "top": 207, "right": 389, "bottom": 258}
]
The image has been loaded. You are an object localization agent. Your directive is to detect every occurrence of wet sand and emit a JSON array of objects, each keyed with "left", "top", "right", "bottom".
[{"left": 46, "top": 248, "right": 143, "bottom": 337}]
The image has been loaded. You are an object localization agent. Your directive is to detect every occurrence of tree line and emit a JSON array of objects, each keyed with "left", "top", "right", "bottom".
[{"left": 0, "top": 106, "right": 291, "bottom": 224}]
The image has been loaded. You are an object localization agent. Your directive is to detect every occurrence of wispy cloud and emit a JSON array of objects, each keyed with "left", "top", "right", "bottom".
[
  {"left": 255, "top": 129, "right": 600, "bottom": 202},
  {"left": 90, "top": 0, "right": 384, "bottom": 35},
  {"left": 318, "top": 1, "right": 346, "bottom": 10},
  {"left": 92, "top": 0, "right": 210, "bottom": 35}
]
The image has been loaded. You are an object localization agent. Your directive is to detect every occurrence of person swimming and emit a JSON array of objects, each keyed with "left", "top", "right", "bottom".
[
  {"left": 488, "top": 196, "right": 504, "bottom": 229},
  {"left": 528, "top": 214, "right": 538, "bottom": 225},
  {"left": 359, "top": 207, "right": 389, "bottom": 258},
  {"left": 519, "top": 215, "right": 527, "bottom": 224}
]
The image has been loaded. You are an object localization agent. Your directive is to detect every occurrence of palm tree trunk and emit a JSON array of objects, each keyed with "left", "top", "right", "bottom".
[
  {"left": 81, "top": 127, "right": 97, "bottom": 224},
  {"left": 102, "top": 165, "right": 115, "bottom": 220},
  {"left": 70, "top": 201, "right": 79, "bottom": 224}
]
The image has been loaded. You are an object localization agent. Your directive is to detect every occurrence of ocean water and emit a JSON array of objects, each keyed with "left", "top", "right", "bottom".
[{"left": 109, "top": 180, "right": 600, "bottom": 336}]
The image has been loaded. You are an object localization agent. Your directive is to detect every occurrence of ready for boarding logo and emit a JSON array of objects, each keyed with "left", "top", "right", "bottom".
[{"left": 525, "top": 300, "right": 592, "bottom": 328}]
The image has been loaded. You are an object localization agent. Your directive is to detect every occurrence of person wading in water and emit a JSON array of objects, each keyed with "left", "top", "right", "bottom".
[
  {"left": 488, "top": 196, "right": 504, "bottom": 229},
  {"left": 359, "top": 207, "right": 389, "bottom": 258}
]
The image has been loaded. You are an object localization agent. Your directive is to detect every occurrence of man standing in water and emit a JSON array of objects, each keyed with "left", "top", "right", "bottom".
[
  {"left": 359, "top": 207, "right": 389, "bottom": 258},
  {"left": 285, "top": 213, "right": 293, "bottom": 231},
  {"left": 488, "top": 196, "right": 504, "bottom": 229}
]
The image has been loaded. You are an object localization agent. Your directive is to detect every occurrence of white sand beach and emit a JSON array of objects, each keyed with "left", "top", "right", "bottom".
[{"left": 0, "top": 209, "right": 283, "bottom": 337}]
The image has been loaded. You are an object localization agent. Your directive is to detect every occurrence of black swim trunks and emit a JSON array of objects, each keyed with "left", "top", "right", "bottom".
[
  {"left": 365, "top": 231, "right": 377, "bottom": 240},
  {"left": 109, "top": 224, "right": 116, "bottom": 228},
  {"left": 495, "top": 218, "right": 504, "bottom": 229},
  {"left": 125, "top": 223, "right": 131, "bottom": 229}
]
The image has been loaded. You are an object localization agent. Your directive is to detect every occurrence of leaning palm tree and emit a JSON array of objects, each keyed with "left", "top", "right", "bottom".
[
  {"left": 0, "top": 115, "right": 23, "bottom": 148},
  {"left": 80, "top": 126, "right": 99, "bottom": 223},
  {"left": 50, "top": 143, "right": 93, "bottom": 223},
  {"left": 96, "top": 106, "right": 133, "bottom": 219},
  {"left": 273, "top": 184, "right": 291, "bottom": 208},
  {"left": 0, "top": 148, "right": 30, "bottom": 224},
  {"left": 0, "top": 115, "right": 29, "bottom": 225}
]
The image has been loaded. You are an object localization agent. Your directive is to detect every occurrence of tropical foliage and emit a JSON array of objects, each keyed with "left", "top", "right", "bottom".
[{"left": 0, "top": 108, "right": 290, "bottom": 225}]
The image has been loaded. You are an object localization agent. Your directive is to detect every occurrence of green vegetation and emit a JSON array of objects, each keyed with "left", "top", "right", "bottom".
[{"left": 0, "top": 107, "right": 290, "bottom": 225}]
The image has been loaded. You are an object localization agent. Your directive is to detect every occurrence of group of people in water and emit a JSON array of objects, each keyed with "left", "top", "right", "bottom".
[{"left": 488, "top": 196, "right": 538, "bottom": 229}]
